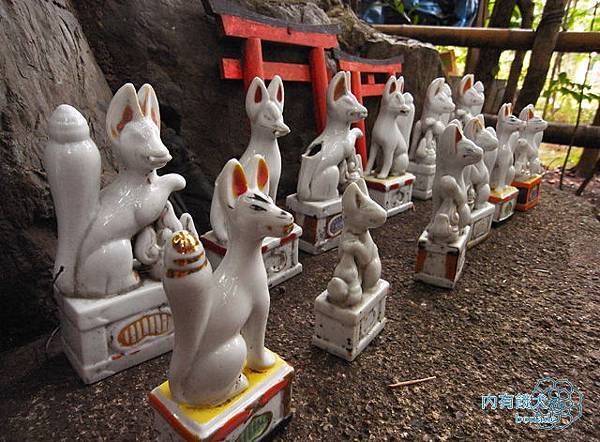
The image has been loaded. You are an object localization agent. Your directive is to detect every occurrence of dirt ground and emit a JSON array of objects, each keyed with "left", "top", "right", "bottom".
[{"left": 1, "top": 182, "right": 599, "bottom": 441}]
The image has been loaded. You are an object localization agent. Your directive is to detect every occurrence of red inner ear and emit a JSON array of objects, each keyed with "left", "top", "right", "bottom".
[
  {"left": 399, "top": 81, "right": 404, "bottom": 93},
  {"left": 504, "top": 105, "right": 510, "bottom": 116},
  {"left": 528, "top": 109, "right": 534, "bottom": 119},
  {"left": 354, "top": 193, "right": 362, "bottom": 209},
  {"left": 140, "top": 93, "right": 149, "bottom": 116},
  {"left": 254, "top": 86, "right": 263, "bottom": 104},
  {"left": 333, "top": 76, "right": 346, "bottom": 100},
  {"left": 276, "top": 86, "right": 283, "bottom": 102},
  {"left": 389, "top": 81, "right": 397, "bottom": 93},
  {"left": 455, "top": 127, "right": 462, "bottom": 143},
  {"left": 116, "top": 105, "right": 134, "bottom": 132},
  {"left": 232, "top": 164, "right": 248, "bottom": 198},
  {"left": 257, "top": 158, "right": 269, "bottom": 190},
  {"left": 463, "top": 77, "right": 472, "bottom": 93}
]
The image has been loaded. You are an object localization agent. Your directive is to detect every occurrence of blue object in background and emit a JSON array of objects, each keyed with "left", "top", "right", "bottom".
[{"left": 360, "top": 0, "right": 479, "bottom": 27}]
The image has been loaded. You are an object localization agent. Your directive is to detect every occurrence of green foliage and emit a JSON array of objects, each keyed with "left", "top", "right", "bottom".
[{"left": 543, "top": 72, "right": 600, "bottom": 104}]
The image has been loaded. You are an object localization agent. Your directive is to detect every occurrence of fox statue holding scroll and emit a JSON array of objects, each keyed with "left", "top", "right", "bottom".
[
  {"left": 163, "top": 156, "right": 294, "bottom": 407},
  {"left": 44, "top": 83, "right": 186, "bottom": 298}
]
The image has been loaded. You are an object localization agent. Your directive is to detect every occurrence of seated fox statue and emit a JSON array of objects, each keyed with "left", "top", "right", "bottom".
[
  {"left": 297, "top": 71, "right": 367, "bottom": 202},
  {"left": 163, "top": 155, "right": 294, "bottom": 407},
  {"left": 327, "top": 179, "right": 387, "bottom": 307},
  {"left": 427, "top": 123, "right": 483, "bottom": 244},
  {"left": 452, "top": 74, "right": 485, "bottom": 127},
  {"left": 44, "top": 83, "right": 186, "bottom": 298},
  {"left": 513, "top": 104, "right": 547, "bottom": 180},
  {"left": 365, "top": 75, "right": 414, "bottom": 179}
]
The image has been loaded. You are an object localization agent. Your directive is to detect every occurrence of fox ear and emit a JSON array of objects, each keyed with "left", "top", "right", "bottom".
[
  {"left": 137, "top": 83, "right": 161, "bottom": 129},
  {"left": 397, "top": 76, "right": 404, "bottom": 93},
  {"left": 342, "top": 181, "right": 361, "bottom": 212},
  {"left": 474, "top": 80, "right": 484, "bottom": 93},
  {"left": 267, "top": 75, "right": 284, "bottom": 111},
  {"left": 107, "top": 83, "right": 143, "bottom": 141},
  {"left": 246, "top": 154, "right": 270, "bottom": 194},
  {"left": 356, "top": 177, "right": 369, "bottom": 195},
  {"left": 462, "top": 75, "right": 473, "bottom": 94},
  {"left": 331, "top": 71, "right": 347, "bottom": 101},
  {"left": 385, "top": 75, "right": 397, "bottom": 95},
  {"left": 217, "top": 159, "right": 248, "bottom": 208},
  {"left": 246, "top": 77, "right": 269, "bottom": 118},
  {"left": 428, "top": 77, "right": 444, "bottom": 100}
]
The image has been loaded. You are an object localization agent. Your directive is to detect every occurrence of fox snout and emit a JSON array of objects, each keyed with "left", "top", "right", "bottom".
[
  {"left": 349, "top": 104, "right": 368, "bottom": 122},
  {"left": 273, "top": 122, "right": 290, "bottom": 138},
  {"left": 147, "top": 142, "right": 172, "bottom": 168}
]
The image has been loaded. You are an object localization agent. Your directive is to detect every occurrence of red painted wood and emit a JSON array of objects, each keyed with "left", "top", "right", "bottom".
[
  {"left": 309, "top": 47, "right": 329, "bottom": 133},
  {"left": 221, "top": 15, "right": 338, "bottom": 48},
  {"left": 338, "top": 59, "right": 402, "bottom": 74},
  {"left": 361, "top": 84, "right": 386, "bottom": 97},
  {"left": 242, "top": 37, "right": 264, "bottom": 89},
  {"left": 366, "top": 73, "right": 375, "bottom": 84},
  {"left": 221, "top": 58, "right": 311, "bottom": 82},
  {"left": 350, "top": 71, "right": 367, "bottom": 166}
]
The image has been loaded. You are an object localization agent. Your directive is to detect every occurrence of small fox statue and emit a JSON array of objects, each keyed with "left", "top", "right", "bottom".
[
  {"left": 463, "top": 115, "right": 498, "bottom": 210},
  {"left": 428, "top": 123, "right": 483, "bottom": 244},
  {"left": 44, "top": 83, "right": 186, "bottom": 298},
  {"left": 327, "top": 179, "right": 387, "bottom": 307},
  {"left": 452, "top": 74, "right": 485, "bottom": 126},
  {"left": 365, "top": 75, "right": 414, "bottom": 178},
  {"left": 211, "top": 76, "right": 289, "bottom": 243},
  {"left": 513, "top": 104, "right": 547, "bottom": 180},
  {"left": 163, "top": 155, "right": 294, "bottom": 407},
  {"left": 489, "top": 103, "right": 525, "bottom": 191},
  {"left": 297, "top": 71, "right": 367, "bottom": 202},
  {"left": 409, "top": 77, "right": 455, "bottom": 165}
]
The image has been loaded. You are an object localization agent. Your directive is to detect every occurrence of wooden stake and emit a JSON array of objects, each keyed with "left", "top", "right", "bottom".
[{"left": 388, "top": 376, "right": 437, "bottom": 388}]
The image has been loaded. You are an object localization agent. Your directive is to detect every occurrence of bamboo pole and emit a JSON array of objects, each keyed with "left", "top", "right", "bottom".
[{"left": 373, "top": 25, "right": 600, "bottom": 53}]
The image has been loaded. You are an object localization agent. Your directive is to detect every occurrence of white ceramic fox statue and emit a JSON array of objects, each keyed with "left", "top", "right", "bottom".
[
  {"left": 163, "top": 155, "right": 294, "bottom": 407},
  {"left": 44, "top": 83, "right": 186, "bottom": 298},
  {"left": 327, "top": 179, "right": 387, "bottom": 307},
  {"left": 453, "top": 74, "right": 485, "bottom": 126},
  {"left": 514, "top": 104, "right": 547, "bottom": 180},
  {"left": 211, "top": 76, "right": 289, "bottom": 244},
  {"left": 489, "top": 103, "right": 525, "bottom": 191},
  {"left": 428, "top": 123, "right": 483, "bottom": 244},
  {"left": 297, "top": 71, "right": 368, "bottom": 202},
  {"left": 409, "top": 77, "right": 455, "bottom": 165},
  {"left": 365, "top": 75, "right": 414, "bottom": 178},
  {"left": 463, "top": 115, "right": 498, "bottom": 210}
]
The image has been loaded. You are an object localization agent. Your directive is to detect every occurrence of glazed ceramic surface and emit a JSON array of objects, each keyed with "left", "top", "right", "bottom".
[
  {"left": 163, "top": 156, "right": 294, "bottom": 407},
  {"left": 463, "top": 115, "right": 498, "bottom": 210},
  {"left": 489, "top": 103, "right": 525, "bottom": 191},
  {"left": 326, "top": 179, "right": 387, "bottom": 307},
  {"left": 44, "top": 83, "right": 186, "bottom": 298},
  {"left": 297, "top": 71, "right": 367, "bottom": 202},
  {"left": 452, "top": 74, "right": 485, "bottom": 126},
  {"left": 211, "top": 76, "right": 289, "bottom": 244},
  {"left": 427, "top": 123, "right": 483, "bottom": 245},
  {"left": 409, "top": 77, "right": 455, "bottom": 166},
  {"left": 365, "top": 76, "right": 414, "bottom": 178},
  {"left": 514, "top": 104, "right": 547, "bottom": 180}
]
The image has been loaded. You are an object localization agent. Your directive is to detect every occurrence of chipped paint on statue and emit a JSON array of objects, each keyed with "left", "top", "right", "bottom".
[
  {"left": 164, "top": 156, "right": 294, "bottom": 407},
  {"left": 297, "top": 71, "right": 367, "bottom": 202},
  {"left": 453, "top": 74, "right": 485, "bottom": 126},
  {"left": 365, "top": 75, "right": 413, "bottom": 178},
  {"left": 44, "top": 83, "right": 186, "bottom": 298}
]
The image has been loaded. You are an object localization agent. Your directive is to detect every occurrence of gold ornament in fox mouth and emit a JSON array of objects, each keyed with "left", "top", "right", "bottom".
[{"left": 171, "top": 231, "right": 199, "bottom": 254}]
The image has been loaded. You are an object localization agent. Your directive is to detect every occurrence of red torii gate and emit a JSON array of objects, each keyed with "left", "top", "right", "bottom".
[
  {"left": 208, "top": 0, "right": 339, "bottom": 132},
  {"left": 333, "top": 49, "right": 404, "bottom": 166}
]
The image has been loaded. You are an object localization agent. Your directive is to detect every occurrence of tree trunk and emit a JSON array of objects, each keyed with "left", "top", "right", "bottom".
[
  {"left": 514, "top": 0, "right": 569, "bottom": 113},
  {"left": 465, "top": 0, "right": 489, "bottom": 74},
  {"left": 501, "top": 0, "right": 534, "bottom": 105},
  {"left": 576, "top": 104, "right": 600, "bottom": 177}
]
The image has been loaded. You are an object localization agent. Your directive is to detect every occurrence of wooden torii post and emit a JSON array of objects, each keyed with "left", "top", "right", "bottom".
[
  {"left": 332, "top": 49, "right": 404, "bottom": 166},
  {"left": 208, "top": 0, "right": 340, "bottom": 133}
]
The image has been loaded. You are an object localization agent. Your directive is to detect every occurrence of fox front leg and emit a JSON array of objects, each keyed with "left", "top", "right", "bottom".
[
  {"left": 377, "top": 142, "right": 395, "bottom": 179},
  {"left": 242, "top": 296, "right": 276, "bottom": 371},
  {"left": 365, "top": 142, "right": 380, "bottom": 175}
]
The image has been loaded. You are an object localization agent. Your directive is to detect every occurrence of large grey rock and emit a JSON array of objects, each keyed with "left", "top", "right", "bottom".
[{"left": 0, "top": 0, "right": 116, "bottom": 349}]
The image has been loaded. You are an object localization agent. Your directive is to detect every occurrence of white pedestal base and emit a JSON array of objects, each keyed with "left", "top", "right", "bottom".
[
  {"left": 55, "top": 281, "right": 174, "bottom": 384},
  {"left": 408, "top": 161, "right": 435, "bottom": 200},
  {"left": 200, "top": 224, "right": 303, "bottom": 288},
  {"left": 364, "top": 173, "right": 415, "bottom": 217},
  {"left": 286, "top": 194, "right": 343, "bottom": 255},
  {"left": 489, "top": 186, "right": 519, "bottom": 224},
  {"left": 415, "top": 227, "right": 470, "bottom": 289},
  {"left": 150, "top": 350, "right": 293, "bottom": 442},
  {"left": 467, "top": 202, "right": 495, "bottom": 248},
  {"left": 313, "top": 279, "right": 389, "bottom": 361}
]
